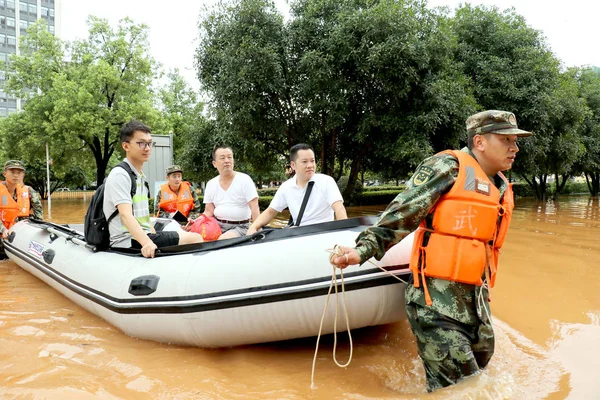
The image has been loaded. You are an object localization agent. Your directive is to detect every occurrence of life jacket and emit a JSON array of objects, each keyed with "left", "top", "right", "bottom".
[
  {"left": 409, "top": 150, "right": 514, "bottom": 306},
  {"left": 0, "top": 183, "right": 30, "bottom": 229},
  {"left": 157, "top": 182, "right": 194, "bottom": 217}
]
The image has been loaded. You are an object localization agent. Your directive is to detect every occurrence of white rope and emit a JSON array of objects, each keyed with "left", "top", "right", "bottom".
[
  {"left": 476, "top": 278, "right": 509, "bottom": 364},
  {"left": 311, "top": 246, "right": 408, "bottom": 389}
]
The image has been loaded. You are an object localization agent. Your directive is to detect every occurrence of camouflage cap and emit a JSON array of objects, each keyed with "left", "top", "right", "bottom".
[
  {"left": 466, "top": 110, "right": 532, "bottom": 137},
  {"left": 3, "top": 160, "right": 26, "bottom": 171},
  {"left": 166, "top": 164, "right": 183, "bottom": 175}
]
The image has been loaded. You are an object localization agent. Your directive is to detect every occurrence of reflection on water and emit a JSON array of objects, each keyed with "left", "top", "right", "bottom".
[{"left": 1, "top": 196, "right": 599, "bottom": 399}]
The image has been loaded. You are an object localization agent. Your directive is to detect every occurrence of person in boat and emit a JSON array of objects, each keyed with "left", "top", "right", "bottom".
[
  {"left": 202, "top": 145, "right": 260, "bottom": 239},
  {"left": 330, "top": 110, "right": 532, "bottom": 392},
  {"left": 247, "top": 143, "right": 348, "bottom": 234},
  {"left": 0, "top": 160, "right": 43, "bottom": 239},
  {"left": 103, "top": 120, "right": 204, "bottom": 258},
  {"left": 154, "top": 164, "right": 202, "bottom": 223}
]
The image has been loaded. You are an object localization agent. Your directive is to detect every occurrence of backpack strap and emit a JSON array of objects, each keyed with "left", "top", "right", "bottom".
[{"left": 115, "top": 162, "right": 150, "bottom": 217}]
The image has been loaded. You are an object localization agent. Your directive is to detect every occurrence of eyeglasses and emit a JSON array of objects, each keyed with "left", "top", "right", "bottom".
[{"left": 126, "top": 141, "right": 155, "bottom": 149}]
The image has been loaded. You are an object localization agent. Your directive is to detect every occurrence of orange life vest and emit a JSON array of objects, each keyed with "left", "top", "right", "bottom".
[
  {"left": 0, "top": 183, "right": 31, "bottom": 229},
  {"left": 157, "top": 182, "right": 194, "bottom": 217},
  {"left": 409, "top": 150, "right": 514, "bottom": 305}
]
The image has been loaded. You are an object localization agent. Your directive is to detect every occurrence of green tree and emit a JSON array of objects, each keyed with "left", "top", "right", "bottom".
[
  {"left": 575, "top": 67, "right": 600, "bottom": 196},
  {"left": 0, "top": 17, "right": 160, "bottom": 188},
  {"left": 451, "top": 5, "right": 583, "bottom": 200},
  {"left": 196, "top": 0, "right": 476, "bottom": 198},
  {"left": 155, "top": 69, "right": 205, "bottom": 161}
]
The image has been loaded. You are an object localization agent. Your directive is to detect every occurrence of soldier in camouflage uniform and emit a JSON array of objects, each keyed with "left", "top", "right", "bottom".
[
  {"left": 331, "top": 110, "right": 532, "bottom": 391},
  {"left": 0, "top": 160, "right": 43, "bottom": 240},
  {"left": 154, "top": 165, "right": 202, "bottom": 223}
]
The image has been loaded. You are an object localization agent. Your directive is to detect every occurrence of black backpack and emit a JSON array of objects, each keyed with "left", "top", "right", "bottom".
[{"left": 84, "top": 162, "right": 149, "bottom": 251}]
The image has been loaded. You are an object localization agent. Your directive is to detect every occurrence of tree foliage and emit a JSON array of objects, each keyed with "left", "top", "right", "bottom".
[{"left": 0, "top": 18, "right": 160, "bottom": 191}]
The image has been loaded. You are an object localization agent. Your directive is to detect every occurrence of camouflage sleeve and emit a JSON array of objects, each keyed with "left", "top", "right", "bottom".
[
  {"left": 28, "top": 187, "right": 44, "bottom": 220},
  {"left": 188, "top": 189, "right": 203, "bottom": 220},
  {"left": 355, "top": 154, "right": 460, "bottom": 264},
  {"left": 154, "top": 189, "right": 168, "bottom": 218}
]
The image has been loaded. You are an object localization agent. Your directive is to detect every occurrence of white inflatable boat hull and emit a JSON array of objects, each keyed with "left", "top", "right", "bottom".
[{"left": 4, "top": 218, "right": 412, "bottom": 348}]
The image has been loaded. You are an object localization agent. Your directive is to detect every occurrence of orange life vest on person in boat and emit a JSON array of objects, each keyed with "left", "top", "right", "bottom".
[
  {"left": 0, "top": 183, "right": 31, "bottom": 229},
  {"left": 409, "top": 150, "right": 514, "bottom": 305},
  {"left": 157, "top": 182, "right": 194, "bottom": 217}
]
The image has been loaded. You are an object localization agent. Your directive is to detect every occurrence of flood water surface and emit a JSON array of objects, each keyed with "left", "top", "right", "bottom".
[{"left": 1, "top": 197, "right": 599, "bottom": 399}]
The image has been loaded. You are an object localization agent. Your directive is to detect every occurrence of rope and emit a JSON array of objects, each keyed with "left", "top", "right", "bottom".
[
  {"left": 476, "top": 278, "right": 509, "bottom": 365},
  {"left": 310, "top": 245, "right": 408, "bottom": 389}
]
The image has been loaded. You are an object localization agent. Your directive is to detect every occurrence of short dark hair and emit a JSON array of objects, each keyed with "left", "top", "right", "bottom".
[
  {"left": 290, "top": 143, "right": 314, "bottom": 162},
  {"left": 120, "top": 120, "right": 151, "bottom": 143},
  {"left": 212, "top": 145, "right": 233, "bottom": 161},
  {"left": 467, "top": 133, "right": 475, "bottom": 150}
]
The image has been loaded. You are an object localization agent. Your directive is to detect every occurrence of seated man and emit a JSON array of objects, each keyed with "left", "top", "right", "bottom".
[
  {"left": 154, "top": 164, "right": 202, "bottom": 223},
  {"left": 0, "top": 160, "right": 43, "bottom": 239},
  {"left": 247, "top": 143, "right": 347, "bottom": 235},
  {"left": 103, "top": 120, "right": 203, "bottom": 258},
  {"left": 203, "top": 145, "right": 260, "bottom": 239}
]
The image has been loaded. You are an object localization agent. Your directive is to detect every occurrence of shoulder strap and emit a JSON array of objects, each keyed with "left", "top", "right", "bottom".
[{"left": 294, "top": 180, "right": 314, "bottom": 227}]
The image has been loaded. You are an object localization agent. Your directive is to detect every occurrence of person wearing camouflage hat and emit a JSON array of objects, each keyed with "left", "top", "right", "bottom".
[
  {"left": 331, "top": 110, "right": 531, "bottom": 392},
  {"left": 0, "top": 160, "right": 43, "bottom": 240},
  {"left": 154, "top": 164, "right": 202, "bottom": 222}
]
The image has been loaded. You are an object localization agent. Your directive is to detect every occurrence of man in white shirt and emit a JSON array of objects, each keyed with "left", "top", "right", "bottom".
[
  {"left": 203, "top": 145, "right": 260, "bottom": 239},
  {"left": 247, "top": 143, "right": 347, "bottom": 234}
]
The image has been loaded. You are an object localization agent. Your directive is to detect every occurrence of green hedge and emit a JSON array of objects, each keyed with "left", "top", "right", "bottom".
[
  {"left": 351, "top": 190, "right": 401, "bottom": 206},
  {"left": 362, "top": 185, "right": 405, "bottom": 192}
]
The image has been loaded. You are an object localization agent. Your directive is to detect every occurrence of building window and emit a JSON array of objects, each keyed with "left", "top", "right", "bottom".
[
  {"left": 6, "top": 35, "right": 15, "bottom": 47},
  {"left": 7, "top": 107, "right": 16, "bottom": 114},
  {"left": 28, "top": 3, "right": 35, "bottom": 14},
  {"left": 0, "top": 1, "right": 5, "bottom": 9},
  {"left": 48, "top": 24, "right": 54, "bottom": 34},
  {"left": 0, "top": 34, "right": 6, "bottom": 45},
  {"left": 0, "top": 108, "right": 7, "bottom": 117},
  {"left": 6, "top": 0, "right": 14, "bottom": 10},
  {"left": 19, "top": 19, "right": 26, "bottom": 30},
  {"left": 41, "top": 6, "right": 48, "bottom": 16},
  {"left": 0, "top": 52, "right": 6, "bottom": 62},
  {"left": 19, "top": 0, "right": 26, "bottom": 12},
  {"left": 0, "top": 16, "right": 5, "bottom": 26},
  {"left": 49, "top": 7, "right": 54, "bottom": 17},
  {"left": 6, "top": 17, "right": 14, "bottom": 27}
]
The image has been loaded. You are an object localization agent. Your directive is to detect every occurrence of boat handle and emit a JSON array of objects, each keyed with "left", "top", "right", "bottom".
[{"left": 128, "top": 275, "right": 160, "bottom": 296}]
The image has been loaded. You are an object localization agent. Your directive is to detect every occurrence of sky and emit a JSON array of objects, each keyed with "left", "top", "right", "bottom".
[{"left": 59, "top": 0, "right": 600, "bottom": 91}]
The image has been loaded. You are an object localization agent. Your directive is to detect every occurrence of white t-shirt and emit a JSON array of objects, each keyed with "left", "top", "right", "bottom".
[
  {"left": 269, "top": 173, "right": 343, "bottom": 226},
  {"left": 204, "top": 172, "right": 258, "bottom": 221}
]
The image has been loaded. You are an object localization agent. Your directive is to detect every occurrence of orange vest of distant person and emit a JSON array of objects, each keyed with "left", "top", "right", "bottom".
[
  {"left": 409, "top": 150, "right": 514, "bottom": 305},
  {"left": 0, "top": 182, "right": 31, "bottom": 229},
  {"left": 157, "top": 182, "right": 194, "bottom": 217}
]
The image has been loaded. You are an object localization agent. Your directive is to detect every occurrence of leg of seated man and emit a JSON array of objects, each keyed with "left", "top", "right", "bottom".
[
  {"left": 177, "top": 231, "right": 204, "bottom": 245},
  {"left": 217, "top": 222, "right": 249, "bottom": 240}
]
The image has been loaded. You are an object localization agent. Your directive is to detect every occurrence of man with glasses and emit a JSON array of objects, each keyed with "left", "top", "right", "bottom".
[
  {"left": 0, "top": 160, "right": 43, "bottom": 239},
  {"left": 103, "top": 120, "right": 204, "bottom": 258}
]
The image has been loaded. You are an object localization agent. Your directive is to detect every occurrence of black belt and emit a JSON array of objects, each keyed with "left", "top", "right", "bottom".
[{"left": 215, "top": 217, "right": 250, "bottom": 225}]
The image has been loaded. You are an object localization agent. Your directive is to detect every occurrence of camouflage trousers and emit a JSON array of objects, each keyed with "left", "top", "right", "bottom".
[{"left": 405, "top": 301, "right": 495, "bottom": 392}]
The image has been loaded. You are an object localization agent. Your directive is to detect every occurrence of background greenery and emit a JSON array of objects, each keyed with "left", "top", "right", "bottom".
[{"left": 2, "top": 1, "right": 600, "bottom": 203}]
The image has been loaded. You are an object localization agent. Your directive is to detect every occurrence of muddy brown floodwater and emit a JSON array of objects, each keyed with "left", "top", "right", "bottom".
[{"left": 1, "top": 196, "right": 599, "bottom": 399}]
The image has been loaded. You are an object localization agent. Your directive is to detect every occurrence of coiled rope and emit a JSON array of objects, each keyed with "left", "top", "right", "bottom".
[{"left": 310, "top": 245, "right": 408, "bottom": 389}]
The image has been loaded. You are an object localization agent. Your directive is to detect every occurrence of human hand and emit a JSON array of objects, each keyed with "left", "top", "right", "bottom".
[
  {"left": 183, "top": 219, "right": 194, "bottom": 232},
  {"left": 141, "top": 241, "right": 158, "bottom": 258},
  {"left": 246, "top": 226, "right": 259, "bottom": 236},
  {"left": 1, "top": 230, "right": 8, "bottom": 240},
  {"left": 329, "top": 245, "right": 360, "bottom": 269}
]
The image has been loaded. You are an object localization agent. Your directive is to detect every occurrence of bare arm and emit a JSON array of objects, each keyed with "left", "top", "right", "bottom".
[
  {"left": 248, "top": 197, "right": 260, "bottom": 222},
  {"left": 203, "top": 203, "right": 215, "bottom": 218},
  {"left": 332, "top": 200, "right": 348, "bottom": 220},
  {"left": 246, "top": 207, "right": 278, "bottom": 235},
  {"left": 116, "top": 203, "right": 157, "bottom": 258}
]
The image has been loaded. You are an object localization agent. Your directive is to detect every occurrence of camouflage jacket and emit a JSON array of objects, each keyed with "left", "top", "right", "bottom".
[
  {"left": 154, "top": 187, "right": 202, "bottom": 222},
  {"left": 0, "top": 185, "right": 44, "bottom": 234},
  {"left": 355, "top": 147, "right": 509, "bottom": 325}
]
